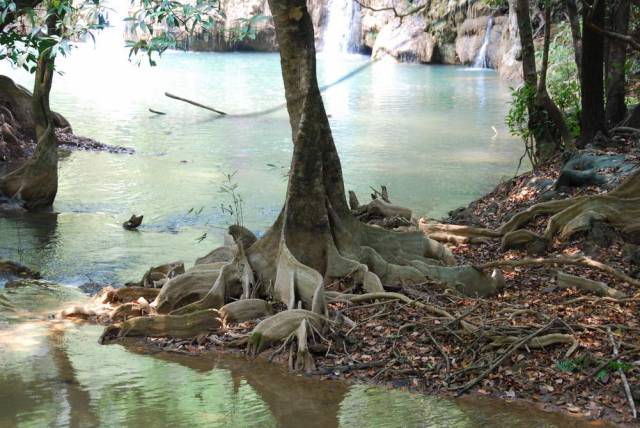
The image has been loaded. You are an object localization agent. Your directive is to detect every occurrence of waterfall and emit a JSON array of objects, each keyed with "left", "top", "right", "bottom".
[
  {"left": 472, "top": 17, "right": 494, "bottom": 69},
  {"left": 323, "top": 0, "right": 360, "bottom": 55}
]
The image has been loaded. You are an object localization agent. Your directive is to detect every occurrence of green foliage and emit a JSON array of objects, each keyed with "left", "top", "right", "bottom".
[
  {"left": 480, "top": 0, "right": 508, "bottom": 9},
  {"left": 0, "top": 0, "right": 106, "bottom": 71},
  {"left": 505, "top": 22, "right": 581, "bottom": 166},
  {"left": 541, "top": 22, "right": 581, "bottom": 137},
  {"left": 556, "top": 357, "right": 589, "bottom": 373},
  {"left": 557, "top": 357, "right": 633, "bottom": 381},
  {"left": 556, "top": 359, "right": 578, "bottom": 372},
  {"left": 218, "top": 171, "right": 244, "bottom": 226},
  {"left": 506, "top": 83, "right": 536, "bottom": 142},
  {"left": 227, "top": 15, "right": 269, "bottom": 41},
  {"left": 0, "top": 0, "right": 229, "bottom": 70},
  {"left": 125, "top": 0, "right": 220, "bottom": 65}
]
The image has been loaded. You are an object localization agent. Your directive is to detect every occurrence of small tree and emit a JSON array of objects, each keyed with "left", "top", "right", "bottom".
[
  {"left": 0, "top": 0, "right": 218, "bottom": 208},
  {"left": 511, "top": 0, "right": 573, "bottom": 166}
]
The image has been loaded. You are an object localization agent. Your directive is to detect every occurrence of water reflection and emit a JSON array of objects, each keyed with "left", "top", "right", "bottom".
[
  {"left": 0, "top": 320, "right": 604, "bottom": 428},
  {"left": 0, "top": 282, "right": 607, "bottom": 428}
]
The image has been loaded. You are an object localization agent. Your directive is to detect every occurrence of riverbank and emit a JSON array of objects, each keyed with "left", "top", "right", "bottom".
[
  {"left": 0, "top": 76, "right": 134, "bottom": 165},
  {"left": 47, "top": 135, "right": 639, "bottom": 425}
]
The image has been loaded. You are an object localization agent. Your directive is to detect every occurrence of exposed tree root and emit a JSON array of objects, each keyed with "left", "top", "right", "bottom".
[
  {"left": 219, "top": 299, "right": 273, "bottom": 323},
  {"left": 152, "top": 267, "right": 225, "bottom": 314},
  {"left": 484, "top": 332, "right": 577, "bottom": 356},
  {"left": 0, "top": 52, "right": 58, "bottom": 209},
  {"left": 556, "top": 271, "right": 626, "bottom": 299},
  {"left": 421, "top": 170, "right": 640, "bottom": 255},
  {"left": 455, "top": 319, "right": 557, "bottom": 395},
  {"left": 195, "top": 246, "right": 233, "bottom": 265},
  {"left": 293, "top": 318, "right": 316, "bottom": 373},
  {"left": 418, "top": 220, "right": 500, "bottom": 244},
  {"left": 109, "top": 302, "right": 145, "bottom": 322},
  {"left": 475, "top": 256, "right": 640, "bottom": 288},
  {"left": 99, "top": 309, "right": 221, "bottom": 343},
  {"left": 168, "top": 250, "right": 249, "bottom": 316},
  {"left": 247, "top": 309, "right": 327, "bottom": 356},
  {"left": 57, "top": 305, "right": 97, "bottom": 320},
  {"left": 103, "top": 286, "right": 160, "bottom": 304},
  {"left": 131, "top": 261, "right": 184, "bottom": 288}
]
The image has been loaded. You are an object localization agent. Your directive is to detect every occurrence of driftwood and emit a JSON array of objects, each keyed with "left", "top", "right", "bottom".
[{"left": 165, "top": 92, "right": 227, "bottom": 115}]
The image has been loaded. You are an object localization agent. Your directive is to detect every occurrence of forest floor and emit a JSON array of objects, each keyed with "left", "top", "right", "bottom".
[{"left": 136, "top": 137, "right": 640, "bottom": 426}]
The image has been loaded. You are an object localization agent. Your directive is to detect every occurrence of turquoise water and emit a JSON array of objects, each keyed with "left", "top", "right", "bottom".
[{"left": 0, "top": 35, "right": 519, "bottom": 285}]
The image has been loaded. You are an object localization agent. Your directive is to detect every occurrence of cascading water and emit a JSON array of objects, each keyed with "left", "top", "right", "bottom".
[
  {"left": 322, "top": 0, "right": 360, "bottom": 55},
  {"left": 472, "top": 17, "right": 494, "bottom": 69}
]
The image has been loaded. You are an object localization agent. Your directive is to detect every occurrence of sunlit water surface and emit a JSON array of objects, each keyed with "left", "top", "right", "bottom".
[{"left": 0, "top": 23, "right": 570, "bottom": 428}]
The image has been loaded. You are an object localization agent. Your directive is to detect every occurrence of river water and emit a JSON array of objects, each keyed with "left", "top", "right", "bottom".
[
  {"left": 0, "top": 23, "right": 583, "bottom": 428},
  {"left": 0, "top": 25, "right": 522, "bottom": 285},
  {"left": 0, "top": 284, "right": 597, "bottom": 427}
]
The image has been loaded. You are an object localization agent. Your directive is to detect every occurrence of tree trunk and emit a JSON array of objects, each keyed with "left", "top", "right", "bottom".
[
  {"left": 516, "top": 0, "right": 561, "bottom": 163},
  {"left": 580, "top": 0, "right": 606, "bottom": 143},
  {"left": 536, "top": 3, "right": 574, "bottom": 151},
  {"left": 0, "top": 48, "right": 58, "bottom": 209},
  {"left": 604, "top": 0, "right": 630, "bottom": 127},
  {"left": 565, "top": 0, "right": 582, "bottom": 79},
  {"left": 241, "top": 0, "right": 502, "bottom": 304}
]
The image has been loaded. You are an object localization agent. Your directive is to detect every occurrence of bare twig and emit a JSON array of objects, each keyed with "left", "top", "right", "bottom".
[
  {"left": 607, "top": 327, "right": 637, "bottom": 419},
  {"left": 352, "top": 0, "right": 428, "bottom": 24},
  {"left": 455, "top": 319, "right": 556, "bottom": 395}
]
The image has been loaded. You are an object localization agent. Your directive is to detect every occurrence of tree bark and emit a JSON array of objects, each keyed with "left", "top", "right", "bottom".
[
  {"left": 565, "top": 0, "right": 582, "bottom": 79},
  {"left": 536, "top": 3, "right": 574, "bottom": 151},
  {"left": 516, "top": 0, "right": 561, "bottom": 163},
  {"left": 580, "top": 0, "right": 606, "bottom": 143},
  {"left": 604, "top": 0, "right": 630, "bottom": 127},
  {"left": 240, "top": 0, "right": 500, "bottom": 304}
]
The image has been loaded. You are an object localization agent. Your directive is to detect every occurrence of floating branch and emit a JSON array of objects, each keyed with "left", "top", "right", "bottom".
[{"left": 165, "top": 92, "right": 227, "bottom": 115}]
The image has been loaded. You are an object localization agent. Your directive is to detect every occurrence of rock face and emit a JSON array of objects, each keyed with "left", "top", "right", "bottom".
[
  {"left": 364, "top": 0, "right": 522, "bottom": 81},
  {"left": 147, "top": 0, "right": 522, "bottom": 80}
]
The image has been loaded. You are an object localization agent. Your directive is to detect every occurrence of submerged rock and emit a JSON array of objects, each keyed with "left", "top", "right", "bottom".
[{"left": 0, "top": 260, "right": 41, "bottom": 282}]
